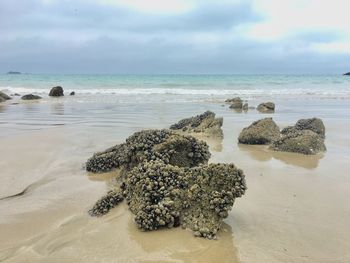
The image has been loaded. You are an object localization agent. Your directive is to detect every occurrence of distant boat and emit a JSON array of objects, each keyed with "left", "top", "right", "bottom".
[
  {"left": 7, "top": 71, "right": 21, "bottom": 74},
  {"left": 344, "top": 72, "right": 350, "bottom": 76}
]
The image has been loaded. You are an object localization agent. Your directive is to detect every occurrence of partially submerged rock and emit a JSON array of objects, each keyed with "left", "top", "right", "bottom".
[
  {"left": 0, "top": 91, "right": 11, "bottom": 101},
  {"left": 169, "top": 111, "right": 223, "bottom": 137},
  {"left": 49, "top": 86, "right": 64, "bottom": 97},
  {"left": 270, "top": 130, "right": 326, "bottom": 155},
  {"left": 86, "top": 129, "right": 210, "bottom": 173},
  {"left": 21, "top": 94, "right": 42, "bottom": 100},
  {"left": 0, "top": 97, "right": 5, "bottom": 103},
  {"left": 282, "top": 117, "right": 325, "bottom": 138},
  {"left": 124, "top": 160, "right": 246, "bottom": 239},
  {"left": 89, "top": 190, "right": 124, "bottom": 217},
  {"left": 242, "top": 103, "right": 248, "bottom": 111},
  {"left": 225, "top": 97, "right": 242, "bottom": 104},
  {"left": 257, "top": 102, "right": 275, "bottom": 113},
  {"left": 238, "top": 118, "right": 280, "bottom": 145},
  {"left": 70, "top": 91, "right": 75, "bottom": 96}
]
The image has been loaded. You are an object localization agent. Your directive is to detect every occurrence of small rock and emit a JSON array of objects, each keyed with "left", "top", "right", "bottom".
[
  {"left": 21, "top": 94, "right": 42, "bottom": 100},
  {"left": 70, "top": 91, "right": 75, "bottom": 96},
  {"left": 257, "top": 102, "right": 275, "bottom": 113},
  {"left": 49, "top": 86, "right": 64, "bottom": 97}
]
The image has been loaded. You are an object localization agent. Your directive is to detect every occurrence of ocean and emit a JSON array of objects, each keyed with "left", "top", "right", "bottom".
[{"left": 1, "top": 74, "right": 350, "bottom": 102}]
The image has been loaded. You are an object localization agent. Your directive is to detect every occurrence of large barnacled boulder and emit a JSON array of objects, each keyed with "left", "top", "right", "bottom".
[
  {"left": 21, "top": 94, "right": 42, "bottom": 100},
  {"left": 123, "top": 160, "right": 246, "bottom": 239},
  {"left": 238, "top": 118, "right": 280, "bottom": 145},
  {"left": 49, "top": 86, "right": 64, "bottom": 97},
  {"left": 170, "top": 111, "right": 223, "bottom": 137},
  {"left": 257, "top": 102, "right": 275, "bottom": 113},
  {"left": 0, "top": 91, "right": 11, "bottom": 101},
  {"left": 282, "top": 118, "right": 325, "bottom": 138},
  {"left": 86, "top": 129, "right": 211, "bottom": 173},
  {"left": 270, "top": 130, "right": 326, "bottom": 155}
]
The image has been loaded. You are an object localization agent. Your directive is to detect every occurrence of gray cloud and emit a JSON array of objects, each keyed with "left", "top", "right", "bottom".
[{"left": 0, "top": 0, "right": 349, "bottom": 74}]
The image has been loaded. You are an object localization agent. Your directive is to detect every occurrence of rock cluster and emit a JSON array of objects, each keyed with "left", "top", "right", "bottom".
[
  {"left": 21, "top": 94, "right": 42, "bottom": 100},
  {"left": 87, "top": 128, "right": 247, "bottom": 239},
  {"left": 170, "top": 111, "right": 223, "bottom": 137},
  {"left": 86, "top": 129, "right": 210, "bottom": 173},
  {"left": 238, "top": 118, "right": 280, "bottom": 145},
  {"left": 239, "top": 117, "right": 326, "bottom": 155},
  {"left": 49, "top": 86, "right": 64, "bottom": 97},
  {"left": 271, "top": 118, "right": 326, "bottom": 155},
  {"left": 257, "top": 102, "right": 275, "bottom": 113},
  {"left": 0, "top": 91, "right": 11, "bottom": 102},
  {"left": 124, "top": 161, "right": 246, "bottom": 239}
]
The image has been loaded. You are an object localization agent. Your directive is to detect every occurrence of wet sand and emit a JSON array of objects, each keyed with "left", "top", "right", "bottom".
[{"left": 1, "top": 98, "right": 350, "bottom": 262}]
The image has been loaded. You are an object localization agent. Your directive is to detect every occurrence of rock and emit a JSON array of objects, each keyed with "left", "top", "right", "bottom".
[
  {"left": 49, "top": 86, "right": 64, "bottom": 97},
  {"left": 242, "top": 103, "right": 248, "bottom": 111},
  {"left": 89, "top": 190, "right": 124, "bottom": 217},
  {"left": 257, "top": 102, "right": 275, "bottom": 113},
  {"left": 0, "top": 97, "right": 5, "bottom": 103},
  {"left": 11, "top": 93, "right": 21, "bottom": 96},
  {"left": 169, "top": 111, "right": 223, "bottom": 137},
  {"left": 238, "top": 118, "right": 280, "bottom": 145},
  {"left": 0, "top": 91, "right": 12, "bottom": 100},
  {"left": 86, "top": 129, "right": 210, "bottom": 173},
  {"left": 270, "top": 130, "right": 326, "bottom": 155},
  {"left": 21, "top": 94, "right": 42, "bottom": 100},
  {"left": 343, "top": 72, "right": 350, "bottom": 76},
  {"left": 123, "top": 160, "right": 246, "bottom": 239},
  {"left": 282, "top": 118, "right": 325, "bottom": 138},
  {"left": 225, "top": 97, "right": 242, "bottom": 104},
  {"left": 229, "top": 101, "right": 243, "bottom": 109},
  {"left": 7, "top": 71, "right": 21, "bottom": 74},
  {"left": 70, "top": 91, "right": 75, "bottom": 96}
]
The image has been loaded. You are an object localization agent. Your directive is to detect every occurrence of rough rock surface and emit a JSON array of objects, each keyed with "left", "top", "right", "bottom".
[
  {"left": 238, "top": 118, "right": 280, "bottom": 145},
  {"left": 49, "top": 86, "right": 64, "bottom": 97},
  {"left": 169, "top": 111, "right": 223, "bottom": 137},
  {"left": 270, "top": 130, "right": 326, "bottom": 155},
  {"left": 242, "top": 103, "right": 248, "bottom": 111},
  {"left": 225, "top": 97, "right": 242, "bottom": 104},
  {"left": 0, "top": 91, "right": 11, "bottom": 101},
  {"left": 21, "top": 94, "right": 42, "bottom": 100},
  {"left": 86, "top": 129, "right": 210, "bottom": 173},
  {"left": 257, "top": 102, "right": 275, "bottom": 113},
  {"left": 282, "top": 118, "right": 325, "bottom": 138},
  {"left": 89, "top": 190, "right": 124, "bottom": 217},
  {"left": 123, "top": 160, "right": 246, "bottom": 239}
]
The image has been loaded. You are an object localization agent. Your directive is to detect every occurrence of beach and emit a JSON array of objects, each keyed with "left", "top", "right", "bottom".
[{"left": 1, "top": 75, "right": 350, "bottom": 262}]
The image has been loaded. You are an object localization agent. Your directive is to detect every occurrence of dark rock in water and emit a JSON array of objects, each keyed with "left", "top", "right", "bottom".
[
  {"left": 21, "top": 94, "right": 42, "bottom": 100},
  {"left": 86, "top": 129, "right": 210, "bottom": 173},
  {"left": 123, "top": 160, "right": 246, "bottom": 239},
  {"left": 270, "top": 130, "right": 326, "bottom": 155},
  {"left": 242, "top": 103, "right": 248, "bottom": 111},
  {"left": 70, "top": 91, "right": 75, "bottom": 96},
  {"left": 11, "top": 93, "right": 21, "bottom": 96},
  {"left": 257, "top": 102, "right": 275, "bottom": 113},
  {"left": 238, "top": 118, "right": 280, "bottom": 145},
  {"left": 170, "top": 111, "right": 223, "bottom": 137},
  {"left": 49, "top": 86, "right": 64, "bottom": 97},
  {"left": 89, "top": 190, "right": 124, "bottom": 217},
  {"left": 7, "top": 71, "right": 21, "bottom": 75},
  {"left": 229, "top": 101, "right": 243, "bottom": 109},
  {"left": 0, "top": 91, "right": 12, "bottom": 100},
  {"left": 343, "top": 72, "right": 350, "bottom": 76},
  {"left": 225, "top": 97, "right": 242, "bottom": 104}
]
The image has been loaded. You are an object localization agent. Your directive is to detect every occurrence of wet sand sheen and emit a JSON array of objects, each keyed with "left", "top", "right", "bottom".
[{"left": 1, "top": 99, "right": 350, "bottom": 262}]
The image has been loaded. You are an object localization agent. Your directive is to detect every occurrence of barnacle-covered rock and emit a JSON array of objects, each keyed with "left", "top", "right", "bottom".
[
  {"left": 86, "top": 129, "right": 210, "bottom": 173},
  {"left": 238, "top": 118, "right": 280, "bottom": 145},
  {"left": 123, "top": 160, "right": 247, "bottom": 239},
  {"left": 270, "top": 129, "right": 326, "bottom": 155},
  {"left": 170, "top": 111, "right": 223, "bottom": 138},
  {"left": 89, "top": 190, "right": 124, "bottom": 217},
  {"left": 257, "top": 102, "right": 275, "bottom": 113},
  {"left": 282, "top": 117, "right": 325, "bottom": 138}
]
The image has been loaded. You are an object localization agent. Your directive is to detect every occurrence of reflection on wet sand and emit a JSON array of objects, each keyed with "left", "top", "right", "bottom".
[
  {"left": 51, "top": 102, "right": 65, "bottom": 115},
  {"left": 193, "top": 134, "right": 223, "bottom": 152},
  {"left": 128, "top": 217, "right": 240, "bottom": 263},
  {"left": 238, "top": 144, "right": 324, "bottom": 169}
]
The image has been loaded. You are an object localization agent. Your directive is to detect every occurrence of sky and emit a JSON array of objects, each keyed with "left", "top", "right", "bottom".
[{"left": 0, "top": 0, "right": 350, "bottom": 74}]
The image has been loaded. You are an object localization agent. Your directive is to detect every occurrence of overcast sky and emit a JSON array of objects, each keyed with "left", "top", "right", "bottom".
[{"left": 0, "top": 0, "right": 349, "bottom": 74}]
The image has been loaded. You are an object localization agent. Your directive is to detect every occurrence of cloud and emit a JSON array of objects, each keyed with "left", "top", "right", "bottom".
[{"left": 0, "top": 0, "right": 349, "bottom": 73}]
